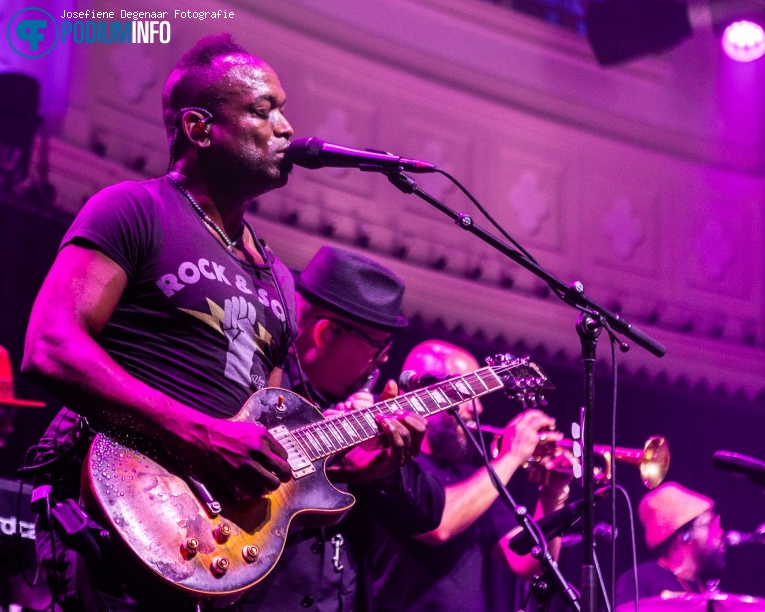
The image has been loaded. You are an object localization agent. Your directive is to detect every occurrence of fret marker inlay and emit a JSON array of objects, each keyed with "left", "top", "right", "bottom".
[
  {"left": 455, "top": 380, "right": 471, "bottom": 396},
  {"left": 409, "top": 396, "right": 427, "bottom": 414},
  {"left": 431, "top": 389, "right": 448, "bottom": 404}
]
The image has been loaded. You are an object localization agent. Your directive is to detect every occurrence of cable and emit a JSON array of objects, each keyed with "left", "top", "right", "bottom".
[
  {"left": 435, "top": 168, "right": 539, "bottom": 264},
  {"left": 471, "top": 398, "right": 494, "bottom": 481},
  {"left": 616, "top": 484, "right": 639, "bottom": 612},
  {"left": 609, "top": 327, "right": 619, "bottom": 612},
  {"left": 593, "top": 548, "right": 612, "bottom": 612},
  {"left": 426, "top": 169, "right": 615, "bottom": 335},
  {"left": 451, "top": 408, "right": 550, "bottom": 562}
]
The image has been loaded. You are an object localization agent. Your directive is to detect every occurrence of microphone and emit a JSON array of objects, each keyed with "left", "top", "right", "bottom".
[
  {"left": 725, "top": 524, "right": 765, "bottom": 547},
  {"left": 359, "top": 369, "right": 380, "bottom": 394},
  {"left": 560, "top": 523, "right": 616, "bottom": 548},
  {"left": 398, "top": 370, "right": 454, "bottom": 392},
  {"left": 507, "top": 488, "right": 610, "bottom": 555},
  {"left": 712, "top": 451, "right": 765, "bottom": 487},
  {"left": 286, "top": 137, "right": 437, "bottom": 174}
]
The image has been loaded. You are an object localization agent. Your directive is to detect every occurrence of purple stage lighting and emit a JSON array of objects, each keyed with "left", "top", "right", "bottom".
[{"left": 722, "top": 20, "right": 765, "bottom": 61}]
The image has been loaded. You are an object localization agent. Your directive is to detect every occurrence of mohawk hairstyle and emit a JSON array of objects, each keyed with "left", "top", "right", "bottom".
[
  {"left": 162, "top": 33, "right": 256, "bottom": 166},
  {"left": 176, "top": 33, "right": 249, "bottom": 69}
]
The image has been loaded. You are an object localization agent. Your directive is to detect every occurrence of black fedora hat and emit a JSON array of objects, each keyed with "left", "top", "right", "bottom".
[{"left": 295, "top": 246, "right": 407, "bottom": 330}]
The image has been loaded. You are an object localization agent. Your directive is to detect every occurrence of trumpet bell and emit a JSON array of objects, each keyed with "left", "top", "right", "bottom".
[{"left": 639, "top": 436, "right": 670, "bottom": 490}]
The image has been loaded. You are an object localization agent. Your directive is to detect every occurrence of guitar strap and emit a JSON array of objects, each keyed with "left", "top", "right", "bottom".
[
  {"left": 19, "top": 411, "right": 90, "bottom": 480},
  {"left": 248, "top": 220, "right": 316, "bottom": 406}
]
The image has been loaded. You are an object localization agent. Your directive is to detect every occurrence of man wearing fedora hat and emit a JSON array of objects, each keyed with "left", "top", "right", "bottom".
[
  {"left": 290, "top": 245, "right": 408, "bottom": 405},
  {"left": 615, "top": 481, "right": 726, "bottom": 607},
  {"left": 242, "top": 246, "right": 445, "bottom": 611}
]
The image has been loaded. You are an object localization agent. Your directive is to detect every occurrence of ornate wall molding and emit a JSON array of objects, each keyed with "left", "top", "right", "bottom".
[
  {"left": 16, "top": 133, "right": 763, "bottom": 398},
  {"left": 14, "top": 0, "right": 763, "bottom": 399},
  {"left": 251, "top": 212, "right": 765, "bottom": 400},
  {"left": 240, "top": 0, "right": 765, "bottom": 174}
]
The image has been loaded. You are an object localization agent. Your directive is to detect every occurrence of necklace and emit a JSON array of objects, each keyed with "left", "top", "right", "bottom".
[{"left": 168, "top": 176, "right": 244, "bottom": 252}]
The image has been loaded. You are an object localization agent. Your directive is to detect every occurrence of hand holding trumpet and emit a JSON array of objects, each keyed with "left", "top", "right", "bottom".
[
  {"left": 492, "top": 411, "right": 577, "bottom": 504},
  {"left": 472, "top": 410, "right": 578, "bottom": 509},
  {"left": 492, "top": 409, "right": 561, "bottom": 465},
  {"left": 477, "top": 418, "right": 670, "bottom": 490}
]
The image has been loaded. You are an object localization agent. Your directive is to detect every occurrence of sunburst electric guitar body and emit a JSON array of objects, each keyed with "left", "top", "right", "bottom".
[{"left": 85, "top": 355, "right": 552, "bottom": 602}]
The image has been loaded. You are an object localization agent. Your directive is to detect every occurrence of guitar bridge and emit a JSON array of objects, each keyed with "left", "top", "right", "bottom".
[{"left": 269, "top": 426, "right": 315, "bottom": 478}]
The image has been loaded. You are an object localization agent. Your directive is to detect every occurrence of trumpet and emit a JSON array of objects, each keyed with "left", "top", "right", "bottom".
[{"left": 468, "top": 423, "right": 670, "bottom": 489}]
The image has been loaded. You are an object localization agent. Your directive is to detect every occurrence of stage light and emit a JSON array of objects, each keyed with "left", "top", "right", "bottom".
[
  {"left": 721, "top": 20, "right": 765, "bottom": 61},
  {"left": 585, "top": 0, "right": 765, "bottom": 65}
]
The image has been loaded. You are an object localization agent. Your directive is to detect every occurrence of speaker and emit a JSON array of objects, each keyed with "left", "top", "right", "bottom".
[{"left": 0, "top": 477, "right": 52, "bottom": 611}]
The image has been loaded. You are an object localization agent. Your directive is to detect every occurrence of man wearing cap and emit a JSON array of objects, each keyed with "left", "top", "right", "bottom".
[
  {"left": 241, "top": 246, "right": 444, "bottom": 611},
  {"left": 289, "top": 244, "right": 405, "bottom": 407},
  {"left": 614, "top": 481, "right": 726, "bottom": 607}
]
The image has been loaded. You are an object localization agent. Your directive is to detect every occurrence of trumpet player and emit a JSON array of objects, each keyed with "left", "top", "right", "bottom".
[{"left": 370, "top": 340, "right": 576, "bottom": 612}]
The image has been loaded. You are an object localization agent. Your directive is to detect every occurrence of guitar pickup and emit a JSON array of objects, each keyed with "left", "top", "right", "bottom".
[{"left": 269, "top": 426, "right": 315, "bottom": 479}]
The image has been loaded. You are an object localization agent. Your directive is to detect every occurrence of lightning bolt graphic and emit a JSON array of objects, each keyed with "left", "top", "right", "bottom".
[
  {"left": 180, "top": 298, "right": 225, "bottom": 333},
  {"left": 254, "top": 323, "right": 272, "bottom": 354},
  {"left": 180, "top": 298, "right": 274, "bottom": 355}
]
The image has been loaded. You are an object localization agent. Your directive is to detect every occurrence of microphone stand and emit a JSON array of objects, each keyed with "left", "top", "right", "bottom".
[
  {"left": 384, "top": 170, "right": 666, "bottom": 612},
  {"left": 449, "top": 408, "right": 581, "bottom": 612}
]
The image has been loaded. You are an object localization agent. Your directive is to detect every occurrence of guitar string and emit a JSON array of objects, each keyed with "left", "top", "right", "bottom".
[
  {"left": 296, "top": 367, "right": 521, "bottom": 459},
  {"left": 293, "top": 361, "right": 542, "bottom": 459},
  {"left": 295, "top": 364, "right": 517, "bottom": 450},
  {"left": 301, "top": 367, "right": 508, "bottom": 444}
]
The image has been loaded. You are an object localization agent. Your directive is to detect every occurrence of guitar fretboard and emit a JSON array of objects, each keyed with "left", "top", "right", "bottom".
[{"left": 290, "top": 366, "right": 504, "bottom": 461}]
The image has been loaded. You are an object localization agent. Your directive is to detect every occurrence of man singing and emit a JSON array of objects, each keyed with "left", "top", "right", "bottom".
[{"left": 22, "top": 35, "right": 420, "bottom": 611}]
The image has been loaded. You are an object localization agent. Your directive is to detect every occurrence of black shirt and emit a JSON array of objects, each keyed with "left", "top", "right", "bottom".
[
  {"left": 62, "top": 176, "right": 296, "bottom": 417},
  {"left": 615, "top": 560, "right": 702, "bottom": 609},
  {"left": 239, "top": 357, "right": 446, "bottom": 611},
  {"left": 370, "top": 453, "right": 517, "bottom": 612}
]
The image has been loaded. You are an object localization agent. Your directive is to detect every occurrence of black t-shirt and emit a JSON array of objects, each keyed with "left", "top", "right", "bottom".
[
  {"left": 34, "top": 176, "right": 297, "bottom": 491},
  {"left": 61, "top": 176, "right": 296, "bottom": 417},
  {"left": 240, "top": 358, "right": 446, "bottom": 612},
  {"left": 614, "top": 560, "right": 699, "bottom": 608},
  {"left": 371, "top": 453, "right": 516, "bottom": 612},
  {"left": 31, "top": 176, "right": 298, "bottom": 610}
]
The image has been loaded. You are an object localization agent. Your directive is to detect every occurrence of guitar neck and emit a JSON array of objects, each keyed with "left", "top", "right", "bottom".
[{"left": 290, "top": 366, "right": 504, "bottom": 461}]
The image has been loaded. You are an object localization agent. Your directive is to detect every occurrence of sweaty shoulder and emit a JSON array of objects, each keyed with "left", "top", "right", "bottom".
[{"left": 62, "top": 178, "right": 175, "bottom": 278}]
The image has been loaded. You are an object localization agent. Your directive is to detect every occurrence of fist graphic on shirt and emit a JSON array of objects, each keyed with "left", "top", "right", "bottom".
[{"left": 223, "top": 296, "right": 258, "bottom": 387}]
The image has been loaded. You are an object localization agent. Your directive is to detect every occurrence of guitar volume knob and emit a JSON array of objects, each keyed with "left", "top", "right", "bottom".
[
  {"left": 211, "top": 556, "right": 229, "bottom": 576},
  {"left": 214, "top": 523, "right": 232, "bottom": 543},
  {"left": 242, "top": 544, "right": 259, "bottom": 563},
  {"left": 182, "top": 537, "right": 199, "bottom": 556}
]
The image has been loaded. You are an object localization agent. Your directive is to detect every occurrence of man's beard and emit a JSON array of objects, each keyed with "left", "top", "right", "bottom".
[
  {"left": 427, "top": 414, "right": 477, "bottom": 463},
  {"left": 200, "top": 147, "right": 290, "bottom": 199},
  {"left": 698, "top": 546, "right": 726, "bottom": 582}
]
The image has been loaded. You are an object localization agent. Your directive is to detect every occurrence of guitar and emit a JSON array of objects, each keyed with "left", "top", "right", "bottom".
[{"left": 85, "top": 354, "right": 553, "bottom": 601}]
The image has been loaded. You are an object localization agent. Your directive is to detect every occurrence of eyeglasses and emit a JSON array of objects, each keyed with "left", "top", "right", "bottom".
[
  {"left": 322, "top": 317, "right": 393, "bottom": 358},
  {"left": 692, "top": 513, "right": 720, "bottom": 531}
]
